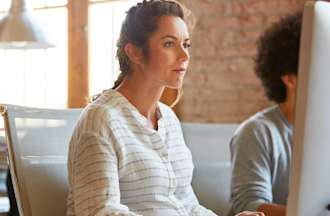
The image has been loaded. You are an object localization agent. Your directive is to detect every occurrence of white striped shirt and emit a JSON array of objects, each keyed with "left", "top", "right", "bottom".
[{"left": 67, "top": 89, "right": 217, "bottom": 216}]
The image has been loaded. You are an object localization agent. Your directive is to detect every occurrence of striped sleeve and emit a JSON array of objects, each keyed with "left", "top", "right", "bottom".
[
  {"left": 72, "top": 132, "right": 141, "bottom": 216},
  {"left": 183, "top": 185, "right": 218, "bottom": 216},
  {"left": 171, "top": 120, "right": 218, "bottom": 216}
]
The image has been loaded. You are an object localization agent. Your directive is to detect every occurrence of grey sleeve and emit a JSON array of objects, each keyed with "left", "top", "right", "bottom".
[{"left": 230, "top": 122, "right": 273, "bottom": 214}]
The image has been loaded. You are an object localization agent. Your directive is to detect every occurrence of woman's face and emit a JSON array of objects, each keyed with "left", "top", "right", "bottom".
[{"left": 141, "top": 15, "right": 190, "bottom": 89}]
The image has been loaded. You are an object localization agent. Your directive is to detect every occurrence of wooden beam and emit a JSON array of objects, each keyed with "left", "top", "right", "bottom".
[{"left": 68, "top": 0, "right": 89, "bottom": 108}]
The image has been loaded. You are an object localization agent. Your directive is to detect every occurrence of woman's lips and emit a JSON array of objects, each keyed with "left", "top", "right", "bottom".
[{"left": 173, "top": 69, "right": 186, "bottom": 75}]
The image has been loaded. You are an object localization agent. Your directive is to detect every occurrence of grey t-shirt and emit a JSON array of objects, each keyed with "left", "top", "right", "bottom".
[{"left": 229, "top": 105, "right": 293, "bottom": 215}]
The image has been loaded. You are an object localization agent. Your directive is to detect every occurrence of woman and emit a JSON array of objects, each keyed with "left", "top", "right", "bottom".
[{"left": 67, "top": 1, "right": 264, "bottom": 215}]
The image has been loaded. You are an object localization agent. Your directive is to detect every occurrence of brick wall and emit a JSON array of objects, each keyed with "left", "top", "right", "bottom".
[{"left": 177, "top": 0, "right": 305, "bottom": 123}]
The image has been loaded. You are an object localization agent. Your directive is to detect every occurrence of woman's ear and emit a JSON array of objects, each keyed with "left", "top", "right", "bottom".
[
  {"left": 281, "top": 74, "right": 297, "bottom": 89},
  {"left": 124, "top": 43, "right": 143, "bottom": 65}
]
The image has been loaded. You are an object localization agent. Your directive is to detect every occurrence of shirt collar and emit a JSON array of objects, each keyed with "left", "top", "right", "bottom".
[{"left": 106, "top": 89, "right": 164, "bottom": 130}]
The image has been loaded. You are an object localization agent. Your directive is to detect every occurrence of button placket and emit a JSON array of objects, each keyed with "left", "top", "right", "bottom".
[
  {"left": 150, "top": 130, "right": 177, "bottom": 191},
  {"left": 149, "top": 124, "right": 187, "bottom": 215},
  {"left": 150, "top": 130, "right": 168, "bottom": 158}
]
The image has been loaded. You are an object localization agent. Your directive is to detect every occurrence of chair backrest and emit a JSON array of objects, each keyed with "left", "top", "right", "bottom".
[
  {"left": 182, "top": 122, "right": 238, "bottom": 216},
  {"left": 0, "top": 104, "right": 237, "bottom": 216},
  {"left": 0, "top": 104, "right": 82, "bottom": 216}
]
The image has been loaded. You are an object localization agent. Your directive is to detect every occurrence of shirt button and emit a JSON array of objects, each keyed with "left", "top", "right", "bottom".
[{"left": 161, "top": 153, "right": 168, "bottom": 159}]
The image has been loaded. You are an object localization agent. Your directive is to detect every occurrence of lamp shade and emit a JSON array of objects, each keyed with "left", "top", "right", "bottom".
[{"left": 0, "top": 0, "right": 54, "bottom": 49}]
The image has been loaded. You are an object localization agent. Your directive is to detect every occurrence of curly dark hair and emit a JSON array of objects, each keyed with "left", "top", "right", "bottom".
[{"left": 255, "top": 11, "right": 302, "bottom": 103}]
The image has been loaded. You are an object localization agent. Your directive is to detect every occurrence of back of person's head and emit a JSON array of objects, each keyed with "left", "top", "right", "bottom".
[
  {"left": 114, "top": 0, "right": 184, "bottom": 89},
  {"left": 255, "top": 11, "right": 302, "bottom": 103}
]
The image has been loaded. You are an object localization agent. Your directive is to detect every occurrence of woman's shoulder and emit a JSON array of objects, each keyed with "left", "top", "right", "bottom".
[
  {"left": 158, "top": 102, "right": 177, "bottom": 119},
  {"left": 85, "top": 90, "right": 125, "bottom": 116},
  {"left": 74, "top": 93, "right": 124, "bottom": 133}
]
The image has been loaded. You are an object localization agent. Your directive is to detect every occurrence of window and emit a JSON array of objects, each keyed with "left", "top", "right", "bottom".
[
  {"left": 88, "top": 0, "right": 139, "bottom": 96},
  {"left": 0, "top": 0, "right": 68, "bottom": 109},
  {"left": 0, "top": 0, "right": 141, "bottom": 109},
  {"left": 0, "top": 0, "right": 68, "bottom": 207}
]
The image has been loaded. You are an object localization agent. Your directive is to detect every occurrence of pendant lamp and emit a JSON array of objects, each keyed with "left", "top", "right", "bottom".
[{"left": 0, "top": 0, "right": 54, "bottom": 49}]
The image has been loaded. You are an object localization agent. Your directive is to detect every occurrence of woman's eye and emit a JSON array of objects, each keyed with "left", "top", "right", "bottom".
[
  {"left": 164, "top": 41, "right": 175, "bottom": 48},
  {"left": 183, "top": 43, "right": 191, "bottom": 49}
]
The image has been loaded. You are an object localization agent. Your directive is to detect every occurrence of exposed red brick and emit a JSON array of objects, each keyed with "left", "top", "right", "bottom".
[{"left": 177, "top": 0, "right": 305, "bottom": 123}]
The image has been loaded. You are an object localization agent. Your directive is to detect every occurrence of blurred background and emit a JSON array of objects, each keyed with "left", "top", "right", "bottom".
[
  {"left": 0, "top": 0, "right": 306, "bottom": 212},
  {"left": 0, "top": 0, "right": 306, "bottom": 123}
]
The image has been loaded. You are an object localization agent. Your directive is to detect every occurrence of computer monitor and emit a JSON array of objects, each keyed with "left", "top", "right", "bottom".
[{"left": 287, "top": 1, "right": 330, "bottom": 216}]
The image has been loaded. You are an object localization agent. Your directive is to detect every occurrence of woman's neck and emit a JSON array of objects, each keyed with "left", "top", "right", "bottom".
[{"left": 116, "top": 76, "right": 164, "bottom": 129}]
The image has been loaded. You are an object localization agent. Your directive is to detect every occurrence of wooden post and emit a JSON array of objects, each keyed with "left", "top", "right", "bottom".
[{"left": 68, "top": 0, "right": 89, "bottom": 108}]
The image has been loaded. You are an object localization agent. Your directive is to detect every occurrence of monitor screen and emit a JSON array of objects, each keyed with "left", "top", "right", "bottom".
[{"left": 287, "top": 1, "right": 330, "bottom": 216}]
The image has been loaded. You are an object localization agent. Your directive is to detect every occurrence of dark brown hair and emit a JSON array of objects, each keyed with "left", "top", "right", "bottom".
[
  {"left": 255, "top": 11, "right": 302, "bottom": 103},
  {"left": 113, "top": 0, "right": 184, "bottom": 89}
]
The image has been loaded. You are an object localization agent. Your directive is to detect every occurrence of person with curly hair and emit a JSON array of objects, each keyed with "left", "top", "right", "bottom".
[{"left": 229, "top": 11, "right": 302, "bottom": 216}]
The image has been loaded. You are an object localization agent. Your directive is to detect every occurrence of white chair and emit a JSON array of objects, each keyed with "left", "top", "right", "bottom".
[
  {"left": 182, "top": 122, "right": 238, "bottom": 216},
  {"left": 0, "top": 104, "right": 81, "bottom": 216},
  {"left": 0, "top": 104, "right": 237, "bottom": 216}
]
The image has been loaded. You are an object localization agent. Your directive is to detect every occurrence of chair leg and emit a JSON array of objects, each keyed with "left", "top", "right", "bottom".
[{"left": 6, "top": 170, "right": 18, "bottom": 216}]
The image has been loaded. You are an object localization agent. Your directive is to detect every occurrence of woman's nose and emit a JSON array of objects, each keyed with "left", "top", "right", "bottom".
[{"left": 178, "top": 46, "right": 190, "bottom": 62}]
